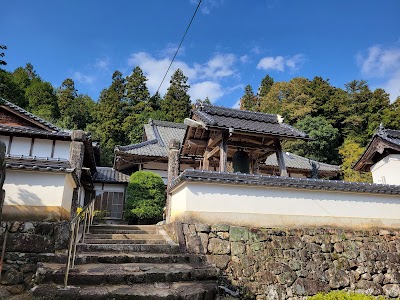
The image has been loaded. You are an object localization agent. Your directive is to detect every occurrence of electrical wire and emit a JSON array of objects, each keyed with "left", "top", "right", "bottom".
[{"left": 155, "top": 0, "right": 202, "bottom": 95}]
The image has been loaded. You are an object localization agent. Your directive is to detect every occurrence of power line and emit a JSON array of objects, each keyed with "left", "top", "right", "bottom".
[{"left": 156, "top": 0, "right": 202, "bottom": 95}]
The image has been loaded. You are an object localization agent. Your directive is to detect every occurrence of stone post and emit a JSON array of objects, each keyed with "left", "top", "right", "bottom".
[
  {"left": 69, "top": 130, "right": 86, "bottom": 218},
  {"left": 0, "top": 141, "right": 6, "bottom": 222},
  {"left": 166, "top": 139, "right": 180, "bottom": 223}
]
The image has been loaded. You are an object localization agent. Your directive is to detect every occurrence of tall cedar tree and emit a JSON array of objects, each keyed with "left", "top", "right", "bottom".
[
  {"left": 162, "top": 69, "right": 191, "bottom": 123},
  {"left": 240, "top": 85, "right": 258, "bottom": 111},
  {"left": 258, "top": 75, "right": 274, "bottom": 98},
  {"left": 94, "top": 71, "right": 126, "bottom": 165}
]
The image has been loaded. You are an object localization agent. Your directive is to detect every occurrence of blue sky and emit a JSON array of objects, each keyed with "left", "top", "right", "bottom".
[{"left": 2, "top": 0, "right": 400, "bottom": 107}]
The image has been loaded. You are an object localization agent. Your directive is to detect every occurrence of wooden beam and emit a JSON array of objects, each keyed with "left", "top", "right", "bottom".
[
  {"left": 274, "top": 138, "right": 288, "bottom": 177},
  {"left": 208, "top": 132, "right": 223, "bottom": 148},
  {"left": 206, "top": 146, "right": 220, "bottom": 160},
  {"left": 219, "top": 133, "right": 229, "bottom": 172},
  {"left": 187, "top": 139, "right": 207, "bottom": 147}
]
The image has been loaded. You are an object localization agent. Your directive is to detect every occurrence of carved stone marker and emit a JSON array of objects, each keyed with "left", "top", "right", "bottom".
[
  {"left": 0, "top": 141, "right": 6, "bottom": 222},
  {"left": 166, "top": 139, "right": 181, "bottom": 223}
]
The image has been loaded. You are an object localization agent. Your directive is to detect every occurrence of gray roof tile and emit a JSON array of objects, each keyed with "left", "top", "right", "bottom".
[
  {"left": 169, "top": 169, "right": 400, "bottom": 195},
  {"left": 265, "top": 152, "right": 340, "bottom": 173},
  {"left": 0, "top": 124, "right": 71, "bottom": 139},
  {"left": 116, "top": 120, "right": 186, "bottom": 158},
  {"left": 193, "top": 105, "right": 309, "bottom": 139},
  {"left": 93, "top": 167, "right": 130, "bottom": 183}
]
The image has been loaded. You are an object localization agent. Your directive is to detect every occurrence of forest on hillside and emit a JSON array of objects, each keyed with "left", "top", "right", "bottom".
[{"left": 1, "top": 53, "right": 399, "bottom": 182}]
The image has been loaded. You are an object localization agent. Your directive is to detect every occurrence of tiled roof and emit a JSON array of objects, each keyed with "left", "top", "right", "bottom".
[
  {"left": 2, "top": 99, "right": 61, "bottom": 131},
  {"left": 5, "top": 155, "right": 72, "bottom": 172},
  {"left": 193, "top": 105, "right": 309, "bottom": 139},
  {"left": 169, "top": 169, "right": 400, "bottom": 195},
  {"left": 93, "top": 167, "right": 130, "bottom": 183},
  {"left": 0, "top": 124, "right": 71, "bottom": 139},
  {"left": 376, "top": 128, "right": 400, "bottom": 146},
  {"left": 116, "top": 120, "right": 186, "bottom": 158},
  {"left": 264, "top": 152, "right": 340, "bottom": 173}
]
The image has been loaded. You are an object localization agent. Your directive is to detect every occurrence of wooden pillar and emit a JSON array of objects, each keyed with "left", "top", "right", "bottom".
[
  {"left": 0, "top": 141, "right": 5, "bottom": 222},
  {"left": 219, "top": 132, "right": 228, "bottom": 172},
  {"left": 202, "top": 148, "right": 210, "bottom": 171},
  {"left": 275, "top": 138, "right": 288, "bottom": 177}
]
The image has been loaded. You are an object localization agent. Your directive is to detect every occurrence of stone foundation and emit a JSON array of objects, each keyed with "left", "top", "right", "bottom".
[
  {"left": 0, "top": 221, "right": 69, "bottom": 296},
  {"left": 165, "top": 222, "right": 400, "bottom": 299}
]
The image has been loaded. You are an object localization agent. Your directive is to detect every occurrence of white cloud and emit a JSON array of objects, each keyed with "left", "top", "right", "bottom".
[
  {"left": 189, "top": 81, "right": 224, "bottom": 102},
  {"left": 73, "top": 72, "right": 95, "bottom": 84},
  {"left": 232, "top": 99, "right": 241, "bottom": 109},
  {"left": 240, "top": 55, "right": 249, "bottom": 64},
  {"left": 128, "top": 51, "right": 238, "bottom": 99},
  {"left": 191, "top": 0, "right": 224, "bottom": 14},
  {"left": 357, "top": 45, "right": 400, "bottom": 101},
  {"left": 257, "top": 56, "right": 285, "bottom": 71},
  {"left": 94, "top": 57, "right": 110, "bottom": 71},
  {"left": 257, "top": 54, "right": 305, "bottom": 73},
  {"left": 203, "top": 54, "right": 236, "bottom": 79}
]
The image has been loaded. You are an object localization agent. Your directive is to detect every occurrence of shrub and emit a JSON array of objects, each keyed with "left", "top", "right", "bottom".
[
  {"left": 309, "top": 291, "right": 385, "bottom": 300},
  {"left": 124, "top": 171, "right": 165, "bottom": 223}
]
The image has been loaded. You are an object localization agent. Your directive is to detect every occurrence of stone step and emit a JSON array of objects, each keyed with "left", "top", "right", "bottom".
[
  {"left": 90, "top": 224, "right": 158, "bottom": 231},
  {"left": 84, "top": 233, "right": 163, "bottom": 240},
  {"left": 77, "top": 243, "right": 180, "bottom": 253},
  {"left": 74, "top": 252, "right": 207, "bottom": 265},
  {"left": 88, "top": 229, "right": 158, "bottom": 235},
  {"left": 82, "top": 239, "right": 167, "bottom": 245},
  {"left": 32, "top": 281, "right": 218, "bottom": 300},
  {"left": 36, "top": 262, "right": 219, "bottom": 286}
]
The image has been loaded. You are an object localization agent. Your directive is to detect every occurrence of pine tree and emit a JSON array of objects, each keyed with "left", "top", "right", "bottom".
[
  {"left": 258, "top": 75, "right": 274, "bottom": 98},
  {"left": 240, "top": 85, "right": 257, "bottom": 111},
  {"left": 162, "top": 69, "right": 191, "bottom": 123},
  {"left": 125, "top": 66, "right": 150, "bottom": 114}
]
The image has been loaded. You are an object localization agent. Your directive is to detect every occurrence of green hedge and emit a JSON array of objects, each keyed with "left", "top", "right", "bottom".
[
  {"left": 124, "top": 171, "right": 165, "bottom": 222},
  {"left": 309, "top": 291, "right": 386, "bottom": 300}
]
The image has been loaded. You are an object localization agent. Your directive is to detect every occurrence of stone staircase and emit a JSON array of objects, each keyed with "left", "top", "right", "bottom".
[{"left": 32, "top": 224, "right": 219, "bottom": 299}]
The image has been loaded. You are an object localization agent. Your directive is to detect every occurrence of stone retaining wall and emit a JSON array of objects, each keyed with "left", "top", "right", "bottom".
[
  {"left": 0, "top": 221, "right": 69, "bottom": 297},
  {"left": 165, "top": 222, "right": 400, "bottom": 299}
]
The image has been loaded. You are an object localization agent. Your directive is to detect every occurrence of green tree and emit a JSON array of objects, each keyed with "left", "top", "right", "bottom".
[
  {"left": 285, "top": 116, "right": 341, "bottom": 165},
  {"left": 382, "top": 96, "right": 400, "bottom": 130},
  {"left": 0, "top": 70, "right": 25, "bottom": 107},
  {"left": 92, "top": 71, "right": 126, "bottom": 165},
  {"left": 258, "top": 74, "right": 274, "bottom": 98},
  {"left": 161, "top": 69, "right": 191, "bottom": 122},
  {"left": 240, "top": 84, "right": 258, "bottom": 111},
  {"left": 0, "top": 45, "right": 7, "bottom": 67},
  {"left": 26, "top": 79, "right": 59, "bottom": 121},
  {"left": 125, "top": 171, "right": 166, "bottom": 223},
  {"left": 339, "top": 139, "right": 372, "bottom": 183},
  {"left": 195, "top": 96, "right": 212, "bottom": 107}
]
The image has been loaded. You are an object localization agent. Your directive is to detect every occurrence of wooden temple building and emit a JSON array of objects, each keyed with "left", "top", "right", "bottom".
[{"left": 114, "top": 105, "right": 340, "bottom": 183}]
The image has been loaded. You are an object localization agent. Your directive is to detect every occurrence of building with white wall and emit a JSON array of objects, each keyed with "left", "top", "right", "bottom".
[
  {"left": 0, "top": 99, "right": 96, "bottom": 221},
  {"left": 353, "top": 127, "right": 400, "bottom": 185}
]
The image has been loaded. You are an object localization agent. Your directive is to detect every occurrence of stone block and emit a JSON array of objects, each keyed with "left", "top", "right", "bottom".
[
  {"left": 231, "top": 242, "right": 245, "bottom": 256},
  {"left": 211, "top": 224, "right": 230, "bottom": 232},
  {"left": 186, "top": 234, "right": 202, "bottom": 254},
  {"left": 195, "top": 223, "right": 211, "bottom": 233},
  {"left": 208, "top": 238, "right": 230, "bottom": 255},
  {"left": 54, "top": 221, "right": 69, "bottom": 250},
  {"left": 206, "top": 254, "right": 230, "bottom": 269},
  {"left": 35, "top": 222, "right": 55, "bottom": 235},
  {"left": 292, "top": 278, "right": 330, "bottom": 296},
  {"left": 383, "top": 284, "right": 400, "bottom": 298},
  {"left": 356, "top": 280, "right": 383, "bottom": 296},
  {"left": 71, "top": 130, "right": 87, "bottom": 141},
  {"left": 217, "top": 231, "right": 229, "bottom": 240},
  {"left": 198, "top": 233, "right": 209, "bottom": 254},
  {"left": 1, "top": 268, "right": 24, "bottom": 285},
  {"left": 7, "top": 233, "right": 54, "bottom": 253},
  {"left": 229, "top": 226, "right": 249, "bottom": 242},
  {"left": 325, "top": 268, "right": 350, "bottom": 289}
]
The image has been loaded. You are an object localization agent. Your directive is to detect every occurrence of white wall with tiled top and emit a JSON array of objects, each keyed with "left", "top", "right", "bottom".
[{"left": 370, "top": 154, "right": 400, "bottom": 185}]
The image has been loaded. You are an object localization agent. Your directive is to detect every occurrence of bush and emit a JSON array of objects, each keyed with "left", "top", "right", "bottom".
[
  {"left": 124, "top": 171, "right": 165, "bottom": 223},
  {"left": 309, "top": 291, "right": 385, "bottom": 300}
]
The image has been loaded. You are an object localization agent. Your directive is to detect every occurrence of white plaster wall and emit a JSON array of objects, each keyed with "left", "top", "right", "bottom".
[
  {"left": 371, "top": 154, "right": 400, "bottom": 185},
  {"left": 4, "top": 170, "right": 67, "bottom": 207},
  {"left": 0, "top": 135, "right": 10, "bottom": 152},
  {"left": 62, "top": 175, "right": 77, "bottom": 212},
  {"left": 32, "top": 138, "right": 53, "bottom": 157},
  {"left": 53, "top": 140, "right": 71, "bottom": 160},
  {"left": 170, "top": 182, "right": 400, "bottom": 228},
  {"left": 10, "top": 137, "right": 31, "bottom": 156}
]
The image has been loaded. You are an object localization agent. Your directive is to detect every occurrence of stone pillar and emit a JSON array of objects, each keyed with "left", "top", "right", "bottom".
[
  {"left": 69, "top": 130, "right": 86, "bottom": 218},
  {"left": 0, "top": 141, "right": 6, "bottom": 222},
  {"left": 166, "top": 139, "right": 180, "bottom": 223}
]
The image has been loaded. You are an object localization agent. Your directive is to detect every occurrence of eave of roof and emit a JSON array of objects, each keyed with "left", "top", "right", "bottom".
[
  {"left": 93, "top": 166, "right": 130, "bottom": 183},
  {"left": 169, "top": 169, "right": 400, "bottom": 195},
  {"left": 1, "top": 99, "right": 61, "bottom": 131},
  {"left": 0, "top": 124, "right": 71, "bottom": 140}
]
